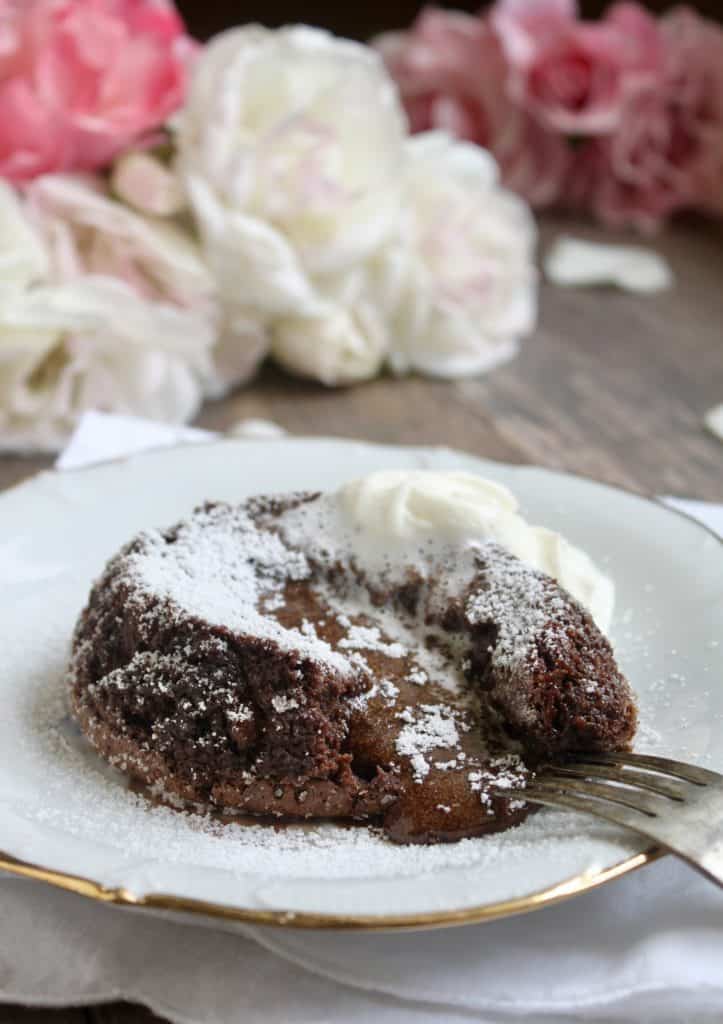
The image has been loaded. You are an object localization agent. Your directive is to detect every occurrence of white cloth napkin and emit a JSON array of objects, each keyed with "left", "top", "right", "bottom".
[
  {"left": 55, "top": 409, "right": 286, "bottom": 469},
  {"left": 2, "top": 411, "right": 722, "bottom": 1024}
]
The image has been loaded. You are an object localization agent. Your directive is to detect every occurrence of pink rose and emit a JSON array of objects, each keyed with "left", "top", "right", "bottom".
[
  {"left": 376, "top": 7, "right": 571, "bottom": 207},
  {"left": 662, "top": 7, "right": 723, "bottom": 217},
  {"left": 569, "top": 7, "right": 723, "bottom": 230},
  {"left": 376, "top": 10, "right": 497, "bottom": 144},
  {"left": 493, "top": 0, "right": 662, "bottom": 135},
  {"left": 0, "top": 0, "right": 195, "bottom": 183}
]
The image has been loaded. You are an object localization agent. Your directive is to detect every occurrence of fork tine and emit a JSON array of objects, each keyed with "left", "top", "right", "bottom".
[
  {"left": 570, "top": 751, "right": 720, "bottom": 786},
  {"left": 531, "top": 774, "right": 663, "bottom": 816},
  {"left": 551, "top": 762, "right": 688, "bottom": 801},
  {"left": 520, "top": 784, "right": 662, "bottom": 835}
]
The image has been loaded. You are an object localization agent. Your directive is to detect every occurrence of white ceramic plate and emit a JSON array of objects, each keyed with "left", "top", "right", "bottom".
[{"left": 1, "top": 440, "right": 721, "bottom": 930}]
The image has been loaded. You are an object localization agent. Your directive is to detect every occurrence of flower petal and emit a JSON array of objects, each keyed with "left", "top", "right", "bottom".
[
  {"left": 273, "top": 300, "right": 387, "bottom": 386},
  {"left": 111, "top": 150, "right": 185, "bottom": 217},
  {"left": 388, "top": 132, "right": 537, "bottom": 379},
  {"left": 704, "top": 403, "right": 723, "bottom": 443},
  {"left": 0, "top": 179, "right": 48, "bottom": 292},
  {"left": 185, "top": 172, "right": 323, "bottom": 317},
  {"left": 544, "top": 235, "right": 673, "bottom": 292}
]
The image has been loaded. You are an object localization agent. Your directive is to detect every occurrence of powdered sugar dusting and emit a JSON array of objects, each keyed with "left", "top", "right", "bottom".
[
  {"left": 466, "top": 544, "right": 565, "bottom": 671},
  {"left": 395, "top": 704, "right": 462, "bottom": 782},
  {"left": 271, "top": 695, "right": 300, "bottom": 713},
  {"left": 348, "top": 676, "right": 399, "bottom": 711},
  {"left": 339, "top": 624, "right": 407, "bottom": 659},
  {"left": 119, "top": 496, "right": 580, "bottom": 729},
  {"left": 124, "top": 505, "right": 351, "bottom": 674},
  {"left": 468, "top": 755, "right": 528, "bottom": 813},
  {"left": 465, "top": 543, "right": 568, "bottom": 725}
]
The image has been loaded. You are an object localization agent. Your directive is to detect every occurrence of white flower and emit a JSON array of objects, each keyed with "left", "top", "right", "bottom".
[
  {"left": 172, "top": 27, "right": 537, "bottom": 390},
  {"left": 0, "top": 278, "right": 208, "bottom": 452},
  {"left": 271, "top": 261, "right": 392, "bottom": 385},
  {"left": 0, "top": 175, "right": 259, "bottom": 453},
  {"left": 174, "top": 25, "right": 407, "bottom": 320},
  {"left": 387, "top": 133, "right": 538, "bottom": 379},
  {"left": 34, "top": 174, "right": 269, "bottom": 399},
  {"left": 27, "top": 174, "right": 212, "bottom": 310},
  {"left": 111, "top": 151, "right": 186, "bottom": 218},
  {"left": 274, "top": 133, "right": 538, "bottom": 386},
  {"left": 272, "top": 307, "right": 385, "bottom": 387},
  {"left": 0, "top": 180, "right": 48, "bottom": 295}
]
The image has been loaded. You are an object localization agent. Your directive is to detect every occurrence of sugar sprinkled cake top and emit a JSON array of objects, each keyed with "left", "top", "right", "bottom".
[{"left": 109, "top": 471, "right": 615, "bottom": 737}]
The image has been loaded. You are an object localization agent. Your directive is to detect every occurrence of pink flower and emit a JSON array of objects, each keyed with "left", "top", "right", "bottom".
[
  {"left": 662, "top": 6, "right": 723, "bottom": 217},
  {"left": 376, "top": 7, "right": 571, "bottom": 207},
  {"left": 493, "top": 0, "right": 662, "bottom": 135},
  {"left": 0, "top": 0, "right": 195, "bottom": 183},
  {"left": 376, "top": 10, "right": 496, "bottom": 144},
  {"left": 569, "top": 6, "right": 723, "bottom": 230}
]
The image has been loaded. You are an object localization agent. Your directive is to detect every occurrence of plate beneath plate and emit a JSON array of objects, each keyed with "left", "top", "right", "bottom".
[{"left": 0, "top": 440, "right": 720, "bottom": 929}]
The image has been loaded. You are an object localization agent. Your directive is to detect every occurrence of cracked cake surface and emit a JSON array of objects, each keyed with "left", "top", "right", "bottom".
[{"left": 68, "top": 473, "right": 637, "bottom": 844}]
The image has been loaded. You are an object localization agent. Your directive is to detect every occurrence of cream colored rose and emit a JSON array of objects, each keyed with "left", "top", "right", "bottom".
[
  {"left": 0, "top": 176, "right": 258, "bottom": 452},
  {"left": 0, "top": 180, "right": 48, "bottom": 295},
  {"left": 174, "top": 25, "right": 408, "bottom": 320},
  {"left": 272, "top": 306, "right": 387, "bottom": 387},
  {"left": 274, "top": 132, "right": 537, "bottom": 385},
  {"left": 0, "top": 278, "right": 210, "bottom": 452},
  {"left": 26, "top": 175, "right": 213, "bottom": 311},
  {"left": 33, "top": 174, "right": 268, "bottom": 401},
  {"left": 271, "top": 261, "right": 393, "bottom": 385},
  {"left": 388, "top": 133, "right": 538, "bottom": 379},
  {"left": 173, "top": 27, "right": 537, "bottom": 389},
  {"left": 272, "top": 131, "right": 538, "bottom": 386}
]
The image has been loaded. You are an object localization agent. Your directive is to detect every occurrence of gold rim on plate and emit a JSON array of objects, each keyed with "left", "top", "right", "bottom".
[
  {"left": 1, "top": 445, "right": 718, "bottom": 931},
  {"left": 0, "top": 846, "right": 663, "bottom": 930}
]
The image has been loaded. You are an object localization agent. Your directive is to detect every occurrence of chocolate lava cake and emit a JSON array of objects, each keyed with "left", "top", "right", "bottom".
[{"left": 68, "top": 482, "right": 637, "bottom": 844}]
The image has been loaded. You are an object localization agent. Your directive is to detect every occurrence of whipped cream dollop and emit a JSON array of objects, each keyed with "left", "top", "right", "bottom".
[{"left": 337, "top": 470, "right": 614, "bottom": 632}]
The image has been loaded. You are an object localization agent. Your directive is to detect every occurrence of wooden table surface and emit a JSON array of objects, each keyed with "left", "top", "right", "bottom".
[{"left": 1, "top": 214, "right": 722, "bottom": 1024}]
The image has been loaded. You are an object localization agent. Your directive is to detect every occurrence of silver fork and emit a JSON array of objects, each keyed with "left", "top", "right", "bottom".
[{"left": 507, "top": 751, "right": 723, "bottom": 888}]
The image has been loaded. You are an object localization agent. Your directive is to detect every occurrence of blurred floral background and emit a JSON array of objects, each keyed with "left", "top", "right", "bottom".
[
  {"left": 0, "top": 0, "right": 720, "bottom": 453},
  {"left": 174, "top": 0, "right": 722, "bottom": 41}
]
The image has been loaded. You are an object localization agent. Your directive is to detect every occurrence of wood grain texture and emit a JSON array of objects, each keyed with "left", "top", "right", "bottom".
[{"left": 0, "top": 214, "right": 721, "bottom": 1023}]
